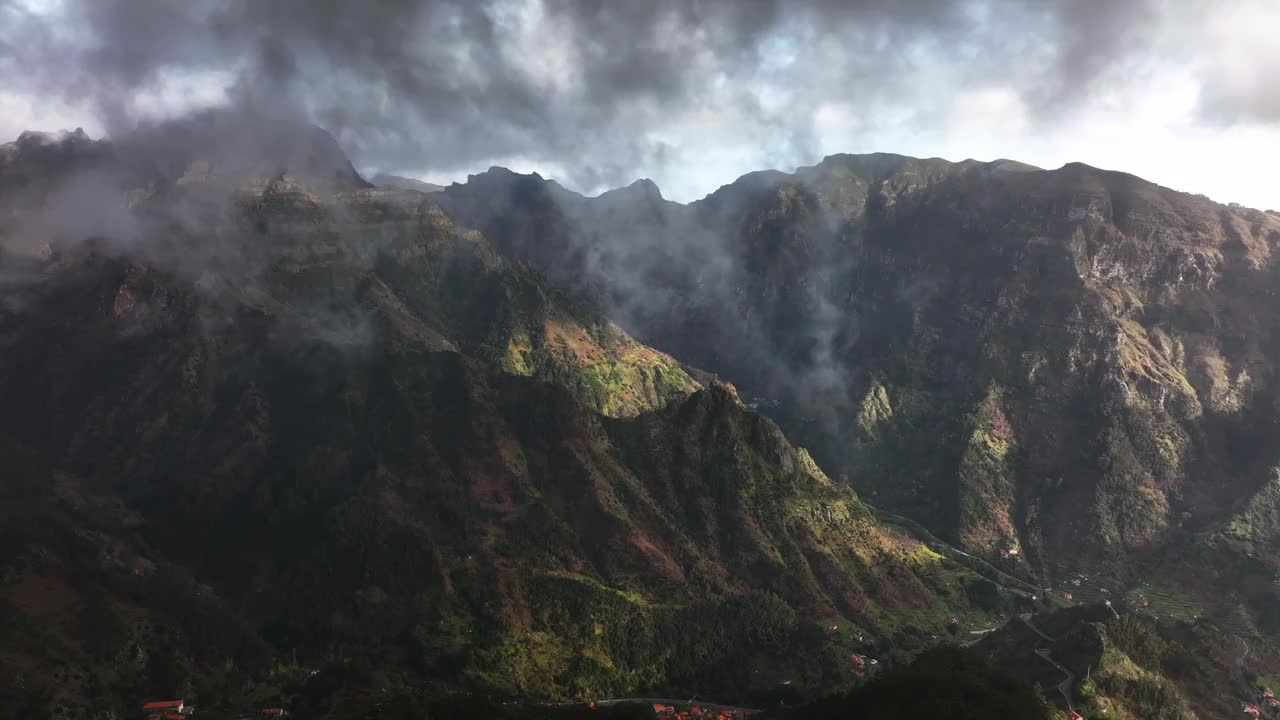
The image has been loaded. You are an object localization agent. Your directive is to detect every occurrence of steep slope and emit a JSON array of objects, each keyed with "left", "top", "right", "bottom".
[
  {"left": 435, "top": 154, "right": 1280, "bottom": 636},
  {"left": 0, "top": 137, "right": 1016, "bottom": 716},
  {"left": 0, "top": 443, "right": 276, "bottom": 720},
  {"left": 979, "top": 604, "right": 1280, "bottom": 720},
  {"left": 771, "top": 645, "right": 1055, "bottom": 720}
]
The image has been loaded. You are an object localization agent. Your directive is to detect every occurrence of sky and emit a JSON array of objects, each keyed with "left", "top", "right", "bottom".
[{"left": 1, "top": 0, "right": 1278, "bottom": 208}]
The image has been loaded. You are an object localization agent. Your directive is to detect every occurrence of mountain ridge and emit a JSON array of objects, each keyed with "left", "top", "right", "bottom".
[{"left": 461, "top": 151, "right": 1264, "bottom": 214}]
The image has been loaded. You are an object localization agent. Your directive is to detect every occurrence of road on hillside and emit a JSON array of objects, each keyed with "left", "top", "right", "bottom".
[
  {"left": 1234, "top": 634, "right": 1258, "bottom": 701},
  {"left": 1021, "top": 613, "right": 1076, "bottom": 713},
  {"left": 1034, "top": 648, "right": 1077, "bottom": 713},
  {"left": 1020, "top": 613, "right": 1053, "bottom": 642},
  {"left": 871, "top": 508, "right": 1044, "bottom": 596},
  {"left": 960, "top": 628, "right": 997, "bottom": 648}
]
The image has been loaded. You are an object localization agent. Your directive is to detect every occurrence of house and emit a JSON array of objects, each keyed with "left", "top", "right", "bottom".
[{"left": 142, "top": 700, "right": 185, "bottom": 719}]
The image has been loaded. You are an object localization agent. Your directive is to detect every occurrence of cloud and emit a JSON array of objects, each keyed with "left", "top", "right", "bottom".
[
  {"left": 1196, "top": 0, "right": 1280, "bottom": 125},
  {"left": 948, "top": 87, "right": 1031, "bottom": 137},
  {"left": 0, "top": 0, "right": 1215, "bottom": 198}
]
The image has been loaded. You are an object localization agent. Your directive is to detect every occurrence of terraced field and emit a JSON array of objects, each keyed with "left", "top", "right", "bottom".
[{"left": 1046, "top": 558, "right": 1260, "bottom": 640}]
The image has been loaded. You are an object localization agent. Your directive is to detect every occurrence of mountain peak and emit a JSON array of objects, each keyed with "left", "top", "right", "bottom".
[
  {"left": 14, "top": 127, "right": 92, "bottom": 149},
  {"left": 626, "top": 177, "right": 661, "bottom": 196},
  {"left": 983, "top": 158, "right": 1042, "bottom": 173},
  {"left": 598, "top": 177, "right": 663, "bottom": 202},
  {"left": 101, "top": 110, "right": 372, "bottom": 192}
]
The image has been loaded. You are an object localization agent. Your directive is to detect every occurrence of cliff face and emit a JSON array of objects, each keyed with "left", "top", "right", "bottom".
[{"left": 436, "top": 154, "right": 1280, "bottom": 628}]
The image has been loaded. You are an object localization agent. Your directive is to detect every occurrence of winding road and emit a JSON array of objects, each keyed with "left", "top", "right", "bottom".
[
  {"left": 1234, "top": 634, "right": 1261, "bottom": 704},
  {"left": 1022, "top": 613, "right": 1077, "bottom": 713},
  {"left": 870, "top": 508, "right": 1044, "bottom": 596},
  {"left": 1035, "top": 648, "right": 1077, "bottom": 713}
]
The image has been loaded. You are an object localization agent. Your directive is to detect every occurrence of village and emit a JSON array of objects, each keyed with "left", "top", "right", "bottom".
[
  {"left": 650, "top": 703, "right": 751, "bottom": 720},
  {"left": 141, "top": 700, "right": 288, "bottom": 720},
  {"left": 1242, "top": 686, "right": 1280, "bottom": 717}
]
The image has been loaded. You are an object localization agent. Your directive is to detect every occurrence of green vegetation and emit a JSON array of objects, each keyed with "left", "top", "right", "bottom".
[
  {"left": 575, "top": 357, "right": 700, "bottom": 417},
  {"left": 775, "top": 646, "right": 1053, "bottom": 720},
  {"left": 956, "top": 385, "right": 1018, "bottom": 556},
  {"left": 982, "top": 606, "right": 1248, "bottom": 720},
  {"left": 1221, "top": 470, "right": 1280, "bottom": 552},
  {"left": 1094, "top": 413, "right": 1177, "bottom": 549}
]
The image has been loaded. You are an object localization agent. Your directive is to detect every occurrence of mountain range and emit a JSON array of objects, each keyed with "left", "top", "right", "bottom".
[
  {"left": 435, "top": 153, "right": 1280, "bottom": 634},
  {"left": 1, "top": 120, "right": 1277, "bottom": 720}
]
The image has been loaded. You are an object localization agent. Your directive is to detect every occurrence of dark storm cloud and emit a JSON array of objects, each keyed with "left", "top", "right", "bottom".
[{"left": 0, "top": 0, "right": 1202, "bottom": 190}]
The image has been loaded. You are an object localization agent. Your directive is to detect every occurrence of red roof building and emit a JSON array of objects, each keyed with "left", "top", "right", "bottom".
[{"left": 142, "top": 701, "right": 188, "bottom": 720}]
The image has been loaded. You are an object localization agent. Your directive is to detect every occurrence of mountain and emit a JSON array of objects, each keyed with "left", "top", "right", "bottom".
[
  {"left": 6, "top": 122, "right": 1280, "bottom": 718},
  {"left": 370, "top": 173, "right": 444, "bottom": 193},
  {"left": 0, "top": 132, "right": 1028, "bottom": 718},
  {"left": 434, "top": 153, "right": 1280, "bottom": 643}
]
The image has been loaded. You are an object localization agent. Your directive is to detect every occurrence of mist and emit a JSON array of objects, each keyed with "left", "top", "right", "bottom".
[
  {"left": 2, "top": 0, "right": 1279, "bottom": 409},
  {"left": 0, "top": 108, "right": 405, "bottom": 356}
]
